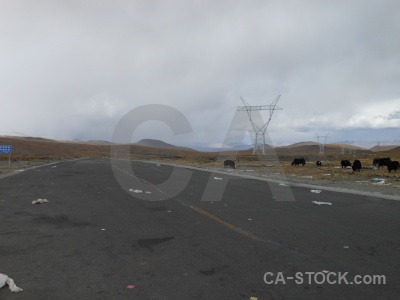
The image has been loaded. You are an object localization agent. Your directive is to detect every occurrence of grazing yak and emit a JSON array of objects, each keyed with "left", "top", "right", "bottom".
[
  {"left": 341, "top": 160, "right": 351, "bottom": 168},
  {"left": 352, "top": 160, "right": 362, "bottom": 172},
  {"left": 292, "top": 158, "right": 306, "bottom": 166},
  {"left": 316, "top": 161, "right": 322, "bottom": 167},
  {"left": 373, "top": 157, "right": 391, "bottom": 168},
  {"left": 223, "top": 159, "right": 236, "bottom": 169},
  {"left": 388, "top": 161, "right": 399, "bottom": 173}
]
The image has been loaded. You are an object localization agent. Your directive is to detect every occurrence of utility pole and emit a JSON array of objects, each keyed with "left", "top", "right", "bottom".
[
  {"left": 237, "top": 95, "right": 282, "bottom": 155},
  {"left": 314, "top": 133, "right": 329, "bottom": 156}
]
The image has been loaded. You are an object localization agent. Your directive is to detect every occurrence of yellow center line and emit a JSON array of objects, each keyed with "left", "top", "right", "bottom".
[
  {"left": 191, "top": 205, "right": 262, "bottom": 241},
  {"left": 139, "top": 178, "right": 154, "bottom": 185}
]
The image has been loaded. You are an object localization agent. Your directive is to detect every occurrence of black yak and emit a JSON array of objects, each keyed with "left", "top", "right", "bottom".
[
  {"left": 223, "top": 160, "right": 235, "bottom": 169},
  {"left": 352, "top": 160, "right": 362, "bottom": 172},
  {"left": 341, "top": 160, "right": 351, "bottom": 168},
  {"left": 292, "top": 158, "right": 306, "bottom": 166}
]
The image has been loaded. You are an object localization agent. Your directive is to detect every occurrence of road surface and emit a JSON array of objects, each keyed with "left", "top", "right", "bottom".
[{"left": 1, "top": 158, "right": 399, "bottom": 299}]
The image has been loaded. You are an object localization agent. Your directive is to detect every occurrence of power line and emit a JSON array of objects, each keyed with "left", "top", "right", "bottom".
[{"left": 237, "top": 95, "right": 282, "bottom": 155}]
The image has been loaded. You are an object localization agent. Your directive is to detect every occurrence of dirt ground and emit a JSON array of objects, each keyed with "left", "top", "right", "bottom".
[
  {"left": 164, "top": 158, "right": 400, "bottom": 198},
  {"left": 1, "top": 158, "right": 399, "bottom": 198},
  {"left": 0, "top": 160, "right": 57, "bottom": 179}
]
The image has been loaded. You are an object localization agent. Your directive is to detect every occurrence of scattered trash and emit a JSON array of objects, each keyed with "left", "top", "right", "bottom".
[
  {"left": 52, "top": 166, "right": 57, "bottom": 168},
  {"left": 129, "top": 189, "right": 142, "bottom": 193},
  {"left": 311, "top": 190, "right": 322, "bottom": 193},
  {"left": 323, "top": 174, "right": 331, "bottom": 176},
  {"left": 343, "top": 245, "right": 349, "bottom": 249},
  {"left": 214, "top": 177, "right": 223, "bottom": 180},
  {"left": 371, "top": 178, "right": 386, "bottom": 185},
  {"left": 0, "top": 273, "right": 23, "bottom": 293},
  {"left": 279, "top": 183, "right": 290, "bottom": 186},
  {"left": 302, "top": 176, "right": 313, "bottom": 178},
  {"left": 32, "top": 198, "right": 49, "bottom": 205},
  {"left": 145, "top": 191, "right": 152, "bottom": 194},
  {"left": 248, "top": 218, "right": 252, "bottom": 221},
  {"left": 126, "top": 285, "right": 135, "bottom": 289},
  {"left": 167, "top": 210, "right": 172, "bottom": 213},
  {"left": 101, "top": 229, "right": 106, "bottom": 231},
  {"left": 156, "top": 164, "right": 161, "bottom": 166},
  {"left": 312, "top": 201, "right": 332, "bottom": 206}
]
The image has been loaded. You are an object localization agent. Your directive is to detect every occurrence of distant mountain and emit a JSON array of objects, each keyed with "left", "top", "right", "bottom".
[
  {"left": 190, "top": 143, "right": 254, "bottom": 152},
  {"left": 135, "top": 139, "right": 196, "bottom": 151},
  {"left": 369, "top": 145, "right": 400, "bottom": 152},
  {"left": 86, "top": 140, "right": 113, "bottom": 145},
  {"left": 284, "top": 141, "right": 319, "bottom": 148},
  {"left": 136, "top": 139, "right": 177, "bottom": 148}
]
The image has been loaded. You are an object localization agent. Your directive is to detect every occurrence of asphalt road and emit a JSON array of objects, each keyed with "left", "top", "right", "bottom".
[{"left": 1, "top": 158, "right": 399, "bottom": 299}]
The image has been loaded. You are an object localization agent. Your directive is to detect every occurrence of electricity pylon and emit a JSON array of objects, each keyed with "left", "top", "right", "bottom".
[
  {"left": 237, "top": 95, "right": 282, "bottom": 155},
  {"left": 314, "top": 133, "right": 329, "bottom": 155}
]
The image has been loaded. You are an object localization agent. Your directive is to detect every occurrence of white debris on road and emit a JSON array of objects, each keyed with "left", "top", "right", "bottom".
[
  {"left": 311, "top": 190, "right": 322, "bottom": 193},
  {"left": 0, "top": 273, "right": 23, "bottom": 293},
  {"left": 312, "top": 201, "right": 332, "bottom": 206},
  {"left": 32, "top": 198, "right": 49, "bottom": 204},
  {"left": 371, "top": 178, "right": 386, "bottom": 185},
  {"left": 279, "top": 183, "right": 290, "bottom": 186},
  {"left": 214, "top": 177, "right": 223, "bottom": 180}
]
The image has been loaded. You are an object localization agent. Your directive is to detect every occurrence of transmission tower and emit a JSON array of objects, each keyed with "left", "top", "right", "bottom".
[
  {"left": 237, "top": 95, "right": 282, "bottom": 155},
  {"left": 314, "top": 133, "right": 329, "bottom": 155}
]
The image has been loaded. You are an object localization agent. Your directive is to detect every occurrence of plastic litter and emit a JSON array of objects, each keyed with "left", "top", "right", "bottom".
[
  {"left": 312, "top": 201, "right": 332, "bottom": 206},
  {"left": 311, "top": 190, "right": 322, "bottom": 193},
  {"left": 279, "top": 183, "right": 290, "bottom": 186},
  {"left": 0, "top": 273, "right": 23, "bottom": 293},
  {"left": 32, "top": 198, "right": 49, "bottom": 204},
  {"left": 343, "top": 245, "right": 349, "bottom": 249},
  {"left": 214, "top": 177, "right": 223, "bottom": 180},
  {"left": 126, "top": 285, "right": 135, "bottom": 289},
  {"left": 129, "top": 189, "right": 142, "bottom": 193},
  {"left": 145, "top": 191, "right": 152, "bottom": 194},
  {"left": 371, "top": 178, "right": 386, "bottom": 185}
]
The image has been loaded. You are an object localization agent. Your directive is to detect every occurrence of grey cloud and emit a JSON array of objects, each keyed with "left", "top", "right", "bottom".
[
  {"left": 1, "top": 0, "right": 399, "bottom": 147},
  {"left": 387, "top": 111, "right": 400, "bottom": 120}
]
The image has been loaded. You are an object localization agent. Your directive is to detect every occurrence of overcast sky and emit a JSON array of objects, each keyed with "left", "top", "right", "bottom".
[{"left": 1, "top": 0, "right": 399, "bottom": 149}]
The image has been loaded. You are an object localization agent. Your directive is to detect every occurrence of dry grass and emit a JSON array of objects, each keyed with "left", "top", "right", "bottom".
[{"left": 1, "top": 136, "right": 400, "bottom": 188}]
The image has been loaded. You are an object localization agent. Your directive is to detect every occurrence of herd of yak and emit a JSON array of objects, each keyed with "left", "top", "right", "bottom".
[
  {"left": 293, "top": 157, "right": 399, "bottom": 173},
  {"left": 223, "top": 157, "right": 399, "bottom": 173}
]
